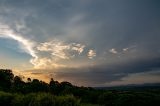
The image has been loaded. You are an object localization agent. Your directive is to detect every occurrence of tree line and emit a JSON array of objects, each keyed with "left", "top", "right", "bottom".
[
  {"left": 0, "top": 69, "right": 94, "bottom": 95},
  {"left": 0, "top": 69, "right": 160, "bottom": 106}
]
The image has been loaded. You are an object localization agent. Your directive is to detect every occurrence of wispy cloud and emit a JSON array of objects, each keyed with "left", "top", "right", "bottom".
[
  {"left": 30, "top": 57, "right": 66, "bottom": 69},
  {"left": 88, "top": 49, "right": 96, "bottom": 59},
  {"left": 0, "top": 23, "right": 91, "bottom": 70},
  {"left": 34, "top": 40, "right": 86, "bottom": 69},
  {"left": 109, "top": 46, "right": 137, "bottom": 55},
  {"left": 71, "top": 43, "right": 85, "bottom": 54},
  {"left": 37, "top": 40, "right": 71, "bottom": 59},
  {"left": 109, "top": 48, "right": 118, "bottom": 54},
  {"left": 0, "top": 0, "right": 160, "bottom": 86},
  {"left": 123, "top": 45, "right": 136, "bottom": 52},
  {"left": 123, "top": 48, "right": 129, "bottom": 52},
  {"left": 37, "top": 40, "right": 85, "bottom": 60},
  {"left": 0, "top": 24, "right": 37, "bottom": 59}
]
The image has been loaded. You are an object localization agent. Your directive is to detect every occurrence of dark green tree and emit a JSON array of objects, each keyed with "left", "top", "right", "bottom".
[
  {"left": 0, "top": 69, "right": 14, "bottom": 91},
  {"left": 30, "top": 79, "right": 49, "bottom": 92},
  {"left": 49, "top": 78, "right": 61, "bottom": 95},
  {"left": 11, "top": 76, "right": 25, "bottom": 93}
]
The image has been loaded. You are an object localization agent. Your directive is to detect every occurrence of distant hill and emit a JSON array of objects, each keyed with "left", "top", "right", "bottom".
[{"left": 95, "top": 83, "right": 160, "bottom": 90}]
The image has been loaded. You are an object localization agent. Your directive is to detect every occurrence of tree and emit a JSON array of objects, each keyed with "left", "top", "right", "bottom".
[
  {"left": 49, "top": 78, "right": 61, "bottom": 95},
  {"left": 0, "top": 69, "right": 14, "bottom": 91},
  {"left": 29, "top": 79, "right": 49, "bottom": 92},
  {"left": 27, "top": 78, "right": 31, "bottom": 82},
  {"left": 11, "top": 76, "right": 25, "bottom": 93}
]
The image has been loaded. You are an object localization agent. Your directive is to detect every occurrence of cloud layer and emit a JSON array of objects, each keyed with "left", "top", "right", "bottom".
[
  {"left": 0, "top": 0, "right": 160, "bottom": 86},
  {"left": 0, "top": 23, "right": 95, "bottom": 70}
]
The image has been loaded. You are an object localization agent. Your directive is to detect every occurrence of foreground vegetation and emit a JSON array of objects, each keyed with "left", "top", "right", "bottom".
[
  {"left": 0, "top": 69, "right": 160, "bottom": 106},
  {"left": 0, "top": 91, "right": 80, "bottom": 106}
]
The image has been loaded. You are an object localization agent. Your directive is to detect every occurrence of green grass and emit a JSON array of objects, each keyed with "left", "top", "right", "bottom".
[{"left": 0, "top": 91, "right": 80, "bottom": 106}]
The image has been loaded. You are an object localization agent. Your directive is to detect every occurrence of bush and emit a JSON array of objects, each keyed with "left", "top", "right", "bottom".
[
  {"left": 0, "top": 91, "right": 14, "bottom": 106},
  {"left": 98, "top": 91, "right": 118, "bottom": 105},
  {"left": 31, "top": 93, "right": 80, "bottom": 106},
  {"left": 11, "top": 93, "right": 36, "bottom": 106},
  {"left": 0, "top": 91, "right": 80, "bottom": 106},
  {"left": 31, "top": 93, "right": 55, "bottom": 106},
  {"left": 55, "top": 95, "right": 80, "bottom": 106}
]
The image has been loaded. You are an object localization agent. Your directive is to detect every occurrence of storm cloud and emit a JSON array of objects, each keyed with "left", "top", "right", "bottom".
[{"left": 0, "top": 0, "right": 160, "bottom": 86}]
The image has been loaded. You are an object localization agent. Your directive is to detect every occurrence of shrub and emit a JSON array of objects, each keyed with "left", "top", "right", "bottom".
[
  {"left": 0, "top": 91, "right": 80, "bottom": 106},
  {"left": 31, "top": 93, "right": 55, "bottom": 106},
  {"left": 55, "top": 95, "right": 80, "bottom": 106},
  {"left": 11, "top": 93, "right": 36, "bottom": 106},
  {"left": 0, "top": 91, "right": 14, "bottom": 106}
]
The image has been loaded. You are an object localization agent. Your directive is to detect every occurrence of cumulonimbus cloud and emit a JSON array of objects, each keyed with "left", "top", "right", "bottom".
[{"left": 0, "top": 23, "right": 92, "bottom": 70}]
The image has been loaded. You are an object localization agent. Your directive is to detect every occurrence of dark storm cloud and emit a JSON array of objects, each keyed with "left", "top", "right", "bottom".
[
  {"left": 1, "top": 0, "right": 160, "bottom": 86},
  {"left": 53, "top": 56, "right": 160, "bottom": 86},
  {"left": 1, "top": 0, "right": 160, "bottom": 46}
]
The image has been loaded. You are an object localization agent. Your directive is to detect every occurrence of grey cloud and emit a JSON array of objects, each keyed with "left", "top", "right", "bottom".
[
  {"left": 1, "top": 0, "right": 160, "bottom": 47},
  {"left": 52, "top": 56, "right": 160, "bottom": 86},
  {"left": 1, "top": 0, "right": 160, "bottom": 86}
]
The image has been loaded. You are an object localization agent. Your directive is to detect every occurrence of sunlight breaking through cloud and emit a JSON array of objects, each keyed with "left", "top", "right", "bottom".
[
  {"left": 0, "top": 0, "right": 160, "bottom": 86},
  {"left": 37, "top": 40, "right": 85, "bottom": 60},
  {"left": 0, "top": 23, "right": 91, "bottom": 69}
]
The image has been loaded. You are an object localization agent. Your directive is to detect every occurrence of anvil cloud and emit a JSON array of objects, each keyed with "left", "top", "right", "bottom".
[{"left": 0, "top": 0, "right": 160, "bottom": 86}]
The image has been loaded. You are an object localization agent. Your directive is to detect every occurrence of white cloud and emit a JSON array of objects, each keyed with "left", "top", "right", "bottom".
[
  {"left": 88, "top": 49, "right": 96, "bottom": 59},
  {"left": 0, "top": 23, "right": 94, "bottom": 70},
  {"left": 37, "top": 40, "right": 85, "bottom": 60},
  {"left": 123, "top": 48, "right": 129, "bottom": 52},
  {"left": 0, "top": 24, "right": 37, "bottom": 59},
  {"left": 30, "top": 57, "right": 66, "bottom": 69},
  {"left": 109, "top": 46, "right": 137, "bottom": 55},
  {"left": 122, "top": 45, "right": 137, "bottom": 53},
  {"left": 37, "top": 40, "right": 70, "bottom": 59},
  {"left": 34, "top": 40, "right": 86, "bottom": 69},
  {"left": 71, "top": 43, "right": 85, "bottom": 54},
  {"left": 109, "top": 48, "right": 118, "bottom": 54}
]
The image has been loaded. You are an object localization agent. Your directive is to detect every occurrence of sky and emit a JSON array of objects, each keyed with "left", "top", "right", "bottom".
[{"left": 0, "top": 0, "right": 160, "bottom": 87}]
